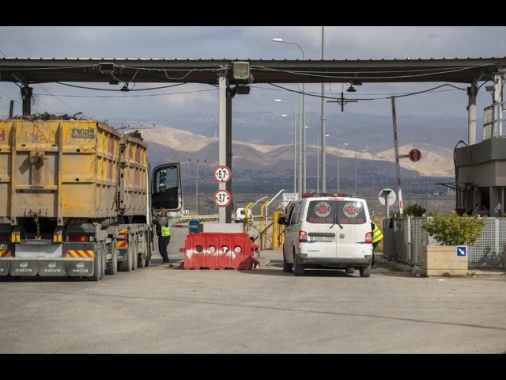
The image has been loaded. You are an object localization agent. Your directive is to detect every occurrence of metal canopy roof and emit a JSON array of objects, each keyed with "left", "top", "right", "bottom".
[{"left": 1, "top": 57, "right": 505, "bottom": 86}]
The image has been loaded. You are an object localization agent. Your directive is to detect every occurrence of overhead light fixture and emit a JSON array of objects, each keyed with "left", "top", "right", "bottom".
[
  {"left": 485, "top": 85, "right": 495, "bottom": 92},
  {"left": 233, "top": 61, "right": 250, "bottom": 80},
  {"left": 347, "top": 85, "right": 356, "bottom": 93},
  {"left": 120, "top": 83, "right": 129, "bottom": 92}
]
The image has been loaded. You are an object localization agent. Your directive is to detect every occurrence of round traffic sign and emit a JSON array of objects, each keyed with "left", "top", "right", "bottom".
[
  {"left": 378, "top": 188, "right": 396, "bottom": 206},
  {"left": 409, "top": 149, "right": 422, "bottom": 162},
  {"left": 213, "top": 189, "right": 232, "bottom": 207},
  {"left": 213, "top": 165, "right": 232, "bottom": 183}
]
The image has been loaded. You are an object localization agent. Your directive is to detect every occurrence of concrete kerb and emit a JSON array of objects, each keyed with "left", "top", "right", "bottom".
[{"left": 375, "top": 253, "right": 506, "bottom": 278}]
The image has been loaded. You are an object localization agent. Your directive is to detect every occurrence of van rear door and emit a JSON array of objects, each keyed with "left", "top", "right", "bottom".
[{"left": 304, "top": 198, "right": 370, "bottom": 258}]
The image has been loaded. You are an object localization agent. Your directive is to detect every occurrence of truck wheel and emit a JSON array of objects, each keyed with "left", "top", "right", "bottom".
[
  {"left": 131, "top": 235, "right": 138, "bottom": 270},
  {"left": 119, "top": 247, "right": 132, "bottom": 272},
  {"left": 119, "top": 233, "right": 137, "bottom": 271},
  {"left": 100, "top": 241, "right": 106, "bottom": 279},
  {"left": 137, "top": 232, "right": 146, "bottom": 268},
  {"left": 106, "top": 243, "right": 118, "bottom": 275},
  {"left": 138, "top": 253, "right": 146, "bottom": 268},
  {"left": 105, "top": 249, "right": 118, "bottom": 275},
  {"left": 89, "top": 249, "right": 102, "bottom": 281}
]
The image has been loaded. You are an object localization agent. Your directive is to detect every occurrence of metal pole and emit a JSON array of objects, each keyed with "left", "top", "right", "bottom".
[
  {"left": 306, "top": 126, "right": 320, "bottom": 193},
  {"left": 294, "top": 83, "right": 301, "bottom": 196},
  {"left": 325, "top": 134, "right": 340, "bottom": 193},
  {"left": 293, "top": 112, "right": 297, "bottom": 193},
  {"left": 289, "top": 84, "right": 303, "bottom": 197},
  {"left": 363, "top": 149, "right": 375, "bottom": 213},
  {"left": 196, "top": 159, "right": 199, "bottom": 214},
  {"left": 302, "top": 83, "right": 306, "bottom": 193},
  {"left": 272, "top": 38, "right": 305, "bottom": 194},
  {"left": 321, "top": 26, "right": 326, "bottom": 193},
  {"left": 372, "top": 155, "right": 375, "bottom": 212},
  {"left": 275, "top": 99, "right": 298, "bottom": 194},
  {"left": 354, "top": 148, "right": 357, "bottom": 195},
  {"left": 337, "top": 144, "right": 340, "bottom": 193},
  {"left": 343, "top": 142, "right": 349, "bottom": 193}
]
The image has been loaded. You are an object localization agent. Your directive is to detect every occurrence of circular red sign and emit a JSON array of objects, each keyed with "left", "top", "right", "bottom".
[
  {"left": 213, "top": 189, "right": 232, "bottom": 207},
  {"left": 213, "top": 165, "right": 232, "bottom": 183},
  {"left": 409, "top": 149, "right": 422, "bottom": 162}
]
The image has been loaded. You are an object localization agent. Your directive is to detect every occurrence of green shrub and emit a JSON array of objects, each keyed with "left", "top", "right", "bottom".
[
  {"left": 403, "top": 203, "right": 426, "bottom": 217},
  {"left": 421, "top": 211, "right": 487, "bottom": 246}
]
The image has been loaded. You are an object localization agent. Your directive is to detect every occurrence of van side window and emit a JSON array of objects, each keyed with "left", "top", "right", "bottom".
[{"left": 288, "top": 202, "right": 303, "bottom": 226}]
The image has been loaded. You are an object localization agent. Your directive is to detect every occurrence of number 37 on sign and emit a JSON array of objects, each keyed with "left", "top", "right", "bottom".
[{"left": 213, "top": 189, "right": 232, "bottom": 207}]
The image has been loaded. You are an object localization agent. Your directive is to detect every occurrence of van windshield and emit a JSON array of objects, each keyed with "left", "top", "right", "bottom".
[{"left": 306, "top": 200, "right": 368, "bottom": 225}]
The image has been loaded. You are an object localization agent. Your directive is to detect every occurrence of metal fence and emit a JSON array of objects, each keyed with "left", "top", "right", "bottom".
[{"left": 382, "top": 217, "right": 506, "bottom": 269}]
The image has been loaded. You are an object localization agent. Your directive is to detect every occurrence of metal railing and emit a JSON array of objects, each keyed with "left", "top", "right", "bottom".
[{"left": 383, "top": 216, "right": 506, "bottom": 269}]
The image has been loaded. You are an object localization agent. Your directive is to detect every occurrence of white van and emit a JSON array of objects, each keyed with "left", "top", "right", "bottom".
[{"left": 279, "top": 194, "right": 373, "bottom": 277}]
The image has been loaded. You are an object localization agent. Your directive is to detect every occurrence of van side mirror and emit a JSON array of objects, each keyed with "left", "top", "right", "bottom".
[{"left": 278, "top": 216, "right": 287, "bottom": 225}]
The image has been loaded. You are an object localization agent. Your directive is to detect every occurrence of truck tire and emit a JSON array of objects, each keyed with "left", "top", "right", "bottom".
[
  {"left": 145, "top": 238, "right": 154, "bottom": 267},
  {"left": 131, "top": 234, "right": 138, "bottom": 270},
  {"left": 89, "top": 248, "right": 103, "bottom": 281},
  {"left": 137, "top": 242, "right": 146, "bottom": 268},
  {"left": 106, "top": 242, "right": 118, "bottom": 275},
  {"left": 119, "top": 231, "right": 142, "bottom": 272},
  {"left": 119, "top": 249, "right": 132, "bottom": 272},
  {"left": 100, "top": 242, "right": 106, "bottom": 279},
  {"left": 137, "top": 233, "right": 146, "bottom": 268}
]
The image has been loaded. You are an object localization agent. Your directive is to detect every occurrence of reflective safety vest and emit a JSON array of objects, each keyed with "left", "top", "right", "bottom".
[
  {"left": 161, "top": 224, "right": 171, "bottom": 237},
  {"left": 372, "top": 223, "right": 383, "bottom": 243}
]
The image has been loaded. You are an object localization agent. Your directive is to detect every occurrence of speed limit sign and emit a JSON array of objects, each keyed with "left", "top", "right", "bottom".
[
  {"left": 213, "top": 165, "right": 232, "bottom": 183},
  {"left": 213, "top": 189, "right": 232, "bottom": 207}
]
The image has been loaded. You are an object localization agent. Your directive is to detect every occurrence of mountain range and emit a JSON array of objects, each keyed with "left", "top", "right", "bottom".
[{"left": 108, "top": 111, "right": 468, "bottom": 194}]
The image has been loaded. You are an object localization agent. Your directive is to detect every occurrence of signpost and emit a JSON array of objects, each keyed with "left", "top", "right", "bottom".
[
  {"left": 282, "top": 192, "right": 299, "bottom": 209},
  {"left": 379, "top": 188, "right": 396, "bottom": 217}
]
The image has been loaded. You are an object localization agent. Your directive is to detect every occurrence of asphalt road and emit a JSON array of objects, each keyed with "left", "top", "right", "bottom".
[{"left": 1, "top": 226, "right": 506, "bottom": 354}]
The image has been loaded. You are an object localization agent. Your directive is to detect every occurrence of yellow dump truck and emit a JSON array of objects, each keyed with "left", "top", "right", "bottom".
[{"left": 0, "top": 118, "right": 182, "bottom": 280}]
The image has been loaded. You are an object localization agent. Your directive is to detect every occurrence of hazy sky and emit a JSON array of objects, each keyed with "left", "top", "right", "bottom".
[{"left": 1, "top": 26, "right": 505, "bottom": 121}]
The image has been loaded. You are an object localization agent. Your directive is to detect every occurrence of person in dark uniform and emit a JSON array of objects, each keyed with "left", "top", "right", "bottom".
[{"left": 153, "top": 207, "right": 171, "bottom": 264}]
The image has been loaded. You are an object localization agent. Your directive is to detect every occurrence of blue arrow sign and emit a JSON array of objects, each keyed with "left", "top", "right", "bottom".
[{"left": 456, "top": 246, "right": 467, "bottom": 257}]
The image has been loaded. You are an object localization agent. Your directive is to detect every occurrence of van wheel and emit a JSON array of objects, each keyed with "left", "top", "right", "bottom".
[
  {"left": 360, "top": 264, "right": 371, "bottom": 278},
  {"left": 283, "top": 255, "right": 293, "bottom": 273},
  {"left": 294, "top": 261, "right": 305, "bottom": 276}
]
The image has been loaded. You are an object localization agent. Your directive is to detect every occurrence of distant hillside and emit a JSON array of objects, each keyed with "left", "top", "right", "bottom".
[
  {"left": 106, "top": 111, "right": 461, "bottom": 194},
  {"left": 110, "top": 110, "right": 471, "bottom": 154},
  {"left": 141, "top": 123, "right": 456, "bottom": 196}
]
